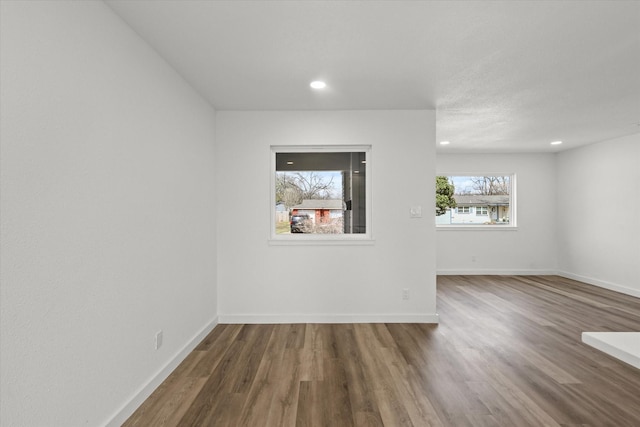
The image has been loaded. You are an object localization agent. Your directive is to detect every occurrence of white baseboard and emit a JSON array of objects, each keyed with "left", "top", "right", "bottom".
[
  {"left": 437, "top": 269, "right": 640, "bottom": 299},
  {"left": 582, "top": 332, "right": 640, "bottom": 369},
  {"left": 557, "top": 271, "right": 640, "bottom": 299},
  {"left": 218, "top": 313, "right": 439, "bottom": 324},
  {"left": 104, "top": 316, "right": 219, "bottom": 427},
  {"left": 437, "top": 269, "right": 557, "bottom": 276}
]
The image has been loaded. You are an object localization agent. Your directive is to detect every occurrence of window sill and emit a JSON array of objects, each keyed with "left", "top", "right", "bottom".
[
  {"left": 269, "top": 237, "right": 376, "bottom": 246},
  {"left": 436, "top": 225, "right": 518, "bottom": 231}
]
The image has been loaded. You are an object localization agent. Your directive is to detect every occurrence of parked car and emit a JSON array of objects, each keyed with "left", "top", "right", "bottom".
[{"left": 290, "top": 214, "right": 311, "bottom": 233}]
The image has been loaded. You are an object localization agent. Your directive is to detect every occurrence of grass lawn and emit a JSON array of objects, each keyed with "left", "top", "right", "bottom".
[{"left": 276, "top": 221, "right": 290, "bottom": 234}]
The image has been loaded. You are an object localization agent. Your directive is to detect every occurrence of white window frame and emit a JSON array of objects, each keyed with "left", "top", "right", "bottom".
[
  {"left": 476, "top": 206, "right": 488, "bottom": 216},
  {"left": 270, "top": 145, "right": 374, "bottom": 245},
  {"left": 436, "top": 173, "right": 517, "bottom": 230},
  {"left": 456, "top": 206, "right": 471, "bottom": 214}
]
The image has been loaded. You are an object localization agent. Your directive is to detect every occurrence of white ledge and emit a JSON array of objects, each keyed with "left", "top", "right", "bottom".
[
  {"left": 269, "top": 238, "right": 375, "bottom": 246},
  {"left": 436, "top": 226, "right": 518, "bottom": 231}
]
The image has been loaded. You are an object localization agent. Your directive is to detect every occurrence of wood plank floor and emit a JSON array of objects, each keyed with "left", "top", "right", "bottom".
[{"left": 123, "top": 275, "right": 640, "bottom": 426}]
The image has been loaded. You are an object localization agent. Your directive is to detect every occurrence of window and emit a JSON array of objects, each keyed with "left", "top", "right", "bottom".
[
  {"left": 272, "top": 146, "right": 371, "bottom": 241},
  {"left": 475, "top": 206, "right": 488, "bottom": 216},
  {"left": 435, "top": 175, "right": 515, "bottom": 227}
]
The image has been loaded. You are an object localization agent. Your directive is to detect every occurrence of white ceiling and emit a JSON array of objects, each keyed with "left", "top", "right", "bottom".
[{"left": 106, "top": 0, "right": 640, "bottom": 153}]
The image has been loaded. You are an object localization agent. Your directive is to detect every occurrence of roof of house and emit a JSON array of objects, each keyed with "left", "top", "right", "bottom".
[
  {"left": 453, "top": 195, "right": 510, "bottom": 206},
  {"left": 292, "top": 199, "right": 344, "bottom": 210}
]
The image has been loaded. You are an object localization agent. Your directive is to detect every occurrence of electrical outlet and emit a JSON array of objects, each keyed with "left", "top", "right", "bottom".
[
  {"left": 155, "top": 330, "right": 163, "bottom": 350},
  {"left": 402, "top": 288, "right": 410, "bottom": 300}
]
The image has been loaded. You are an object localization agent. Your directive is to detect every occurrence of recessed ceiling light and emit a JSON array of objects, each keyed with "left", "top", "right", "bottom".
[
  {"left": 440, "top": 141, "right": 451, "bottom": 145},
  {"left": 354, "top": 170, "right": 360, "bottom": 174},
  {"left": 286, "top": 161, "right": 294, "bottom": 165},
  {"left": 550, "top": 141, "right": 563, "bottom": 145},
  {"left": 310, "top": 80, "right": 327, "bottom": 89}
]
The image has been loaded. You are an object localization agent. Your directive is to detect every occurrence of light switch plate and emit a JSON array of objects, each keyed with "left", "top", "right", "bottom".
[
  {"left": 410, "top": 206, "right": 422, "bottom": 218},
  {"left": 155, "top": 330, "right": 163, "bottom": 350}
]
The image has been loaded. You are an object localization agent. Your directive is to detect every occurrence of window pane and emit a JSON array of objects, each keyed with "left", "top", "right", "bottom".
[
  {"left": 275, "top": 152, "right": 366, "bottom": 235},
  {"left": 476, "top": 206, "right": 488, "bottom": 216},
  {"left": 436, "top": 175, "right": 513, "bottom": 226}
]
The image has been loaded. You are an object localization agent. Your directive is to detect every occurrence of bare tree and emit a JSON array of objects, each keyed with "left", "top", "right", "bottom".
[
  {"left": 276, "top": 173, "right": 303, "bottom": 208},
  {"left": 283, "top": 187, "right": 302, "bottom": 209},
  {"left": 312, "top": 217, "right": 344, "bottom": 234},
  {"left": 470, "top": 176, "right": 510, "bottom": 195},
  {"left": 292, "top": 172, "right": 336, "bottom": 200},
  {"left": 276, "top": 171, "right": 339, "bottom": 211}
]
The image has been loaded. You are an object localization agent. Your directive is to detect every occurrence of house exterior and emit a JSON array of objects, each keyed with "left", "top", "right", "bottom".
[
  {"left": 291, "top": 199, "right": 344, "bottom": 224},
  {"left": 436, "top": 194, "right": 510, "bottom": 225}
]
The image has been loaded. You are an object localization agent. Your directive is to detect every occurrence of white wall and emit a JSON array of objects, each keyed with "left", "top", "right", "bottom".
[
  {"left": 556, "top": 134, "right": 640, "bottom": 297},
  {"left": 0, "top": 2, "right": 217, "bottom": 426},
  {"left": 436, "top": 154, "right": 558, "bottom": 274},
  {"left": 216, "top": 111, "right": 437, "bottom": 323}
]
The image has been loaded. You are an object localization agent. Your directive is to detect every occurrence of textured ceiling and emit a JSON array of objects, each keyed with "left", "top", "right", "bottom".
[{"left": 106, "top": 0, "right": 640, "bottom": 153}]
